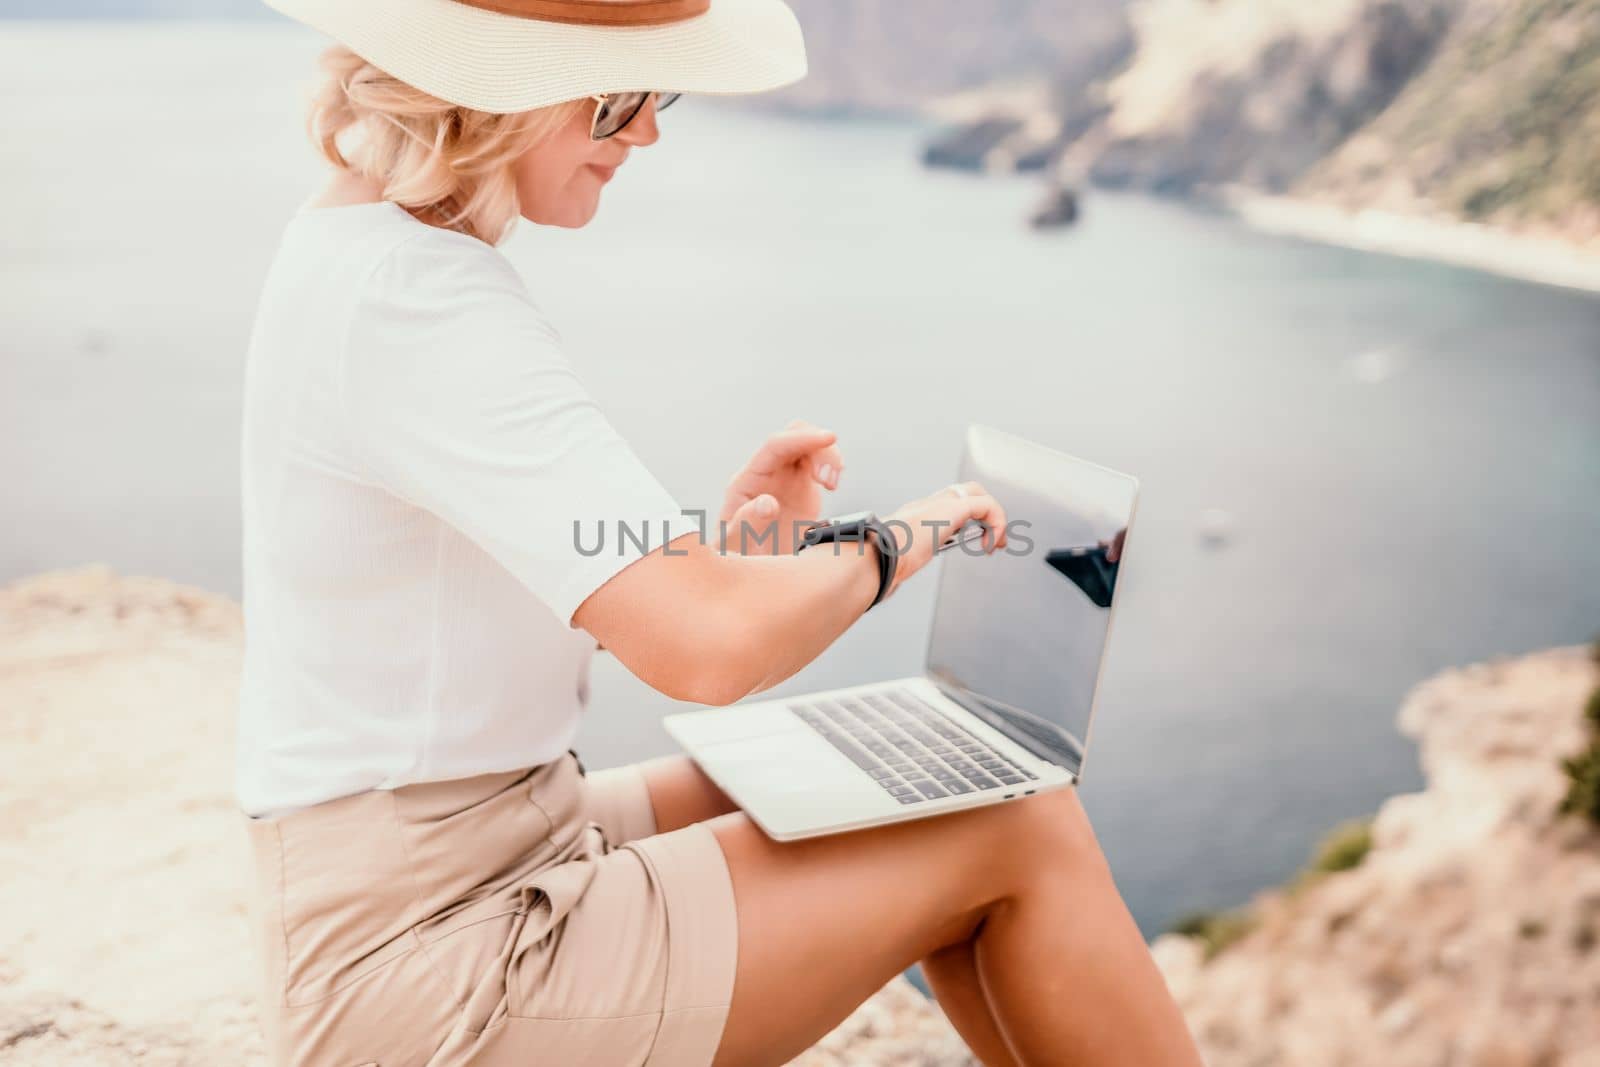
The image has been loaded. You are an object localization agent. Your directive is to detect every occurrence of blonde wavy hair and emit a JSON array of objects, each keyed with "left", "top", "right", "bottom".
[{"left": 308, "top": 45, "right": 589, "bottom": 245}]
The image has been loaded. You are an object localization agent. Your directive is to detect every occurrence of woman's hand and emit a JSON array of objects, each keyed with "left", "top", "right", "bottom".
[
  {"left": 719, "top": 419, "right": 843, "bottom": 555},
  {"left": 880, "top": 481, "right": 1009, "bottom": 601}
]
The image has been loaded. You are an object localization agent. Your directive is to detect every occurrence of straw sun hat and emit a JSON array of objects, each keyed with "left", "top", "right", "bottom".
[{"left": 264, "top": 0, "right": 808, "bottom": 114}]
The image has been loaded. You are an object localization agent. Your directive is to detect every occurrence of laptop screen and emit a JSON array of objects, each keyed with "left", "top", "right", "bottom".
[{"left": 924, "top": 426, "right": 1139, "bottom": 778}]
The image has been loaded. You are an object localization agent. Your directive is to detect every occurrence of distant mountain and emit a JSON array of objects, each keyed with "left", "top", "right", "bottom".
[
  {"left": 1298, "top": 0, "right": 1600, "bottom": 245},
  {"left": 3, "top": 0, "right": 1135, "bottom": 122},
  {"left": 1058, "top": 0, "right": 1458, "bottom": 194},
  {"left": 925, "top": 0, "right": 1599, "bottom": 248},
  {"left": 772, "top": 0, "right": 1132, "bottom": 114}
]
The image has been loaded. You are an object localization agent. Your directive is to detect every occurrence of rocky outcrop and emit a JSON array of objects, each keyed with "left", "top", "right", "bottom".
[
  {"left": 4, "top": 566, "right": 1595, "bottom": 1064},
  {"left": 1155, "top": 645, "right": 1600, "bottom": 1066},
  {"left": 925, "top": 0, "right": 1600, "bottom": 253},
  {"left": 919, "top": 0, "right": 1457, "bottom": 187},
  {"left": 0, "top": 566, "right": 970, "bottom": 1065},
  {"left": 1298, "top": 0, "right": 1600, "bottom": 245},
  {"left": 1059, "top": 0, "right": 1456, "bottom": 194},
  {"left": 0, "top": 568, "right": 262, "bottom": 1064}
]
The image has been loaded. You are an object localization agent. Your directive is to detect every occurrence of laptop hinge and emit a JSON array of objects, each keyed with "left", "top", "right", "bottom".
[{"left": 926, "top": 674, "right": 1073, "bottom": 771}]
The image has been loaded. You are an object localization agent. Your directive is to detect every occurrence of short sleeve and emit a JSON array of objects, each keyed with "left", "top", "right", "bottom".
[{"left": 340, "top": 231, "right": 694, "bottom": 628}]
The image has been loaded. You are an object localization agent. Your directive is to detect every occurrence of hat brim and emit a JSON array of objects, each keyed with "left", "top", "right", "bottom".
[{"left": 264, "top": 0, "right": 807, "bottom": 113}]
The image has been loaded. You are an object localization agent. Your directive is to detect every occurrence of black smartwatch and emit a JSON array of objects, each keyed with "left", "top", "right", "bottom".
[{"left": 795, "top": 510, "right": 899, "bottom": 609}]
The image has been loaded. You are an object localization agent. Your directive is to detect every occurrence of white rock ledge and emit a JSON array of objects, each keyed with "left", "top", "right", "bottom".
[{"left": 2, "top": 566, "right": 1595, "bottom": 1064}]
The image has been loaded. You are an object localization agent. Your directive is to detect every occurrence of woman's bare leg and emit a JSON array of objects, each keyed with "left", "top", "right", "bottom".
[
  {"left": 636, "top": 756, "right": 1027, "bottom": 1062},
  {"left": 636, "top": 753, "right": 739, "bottom": 830},
  {"left": 921, "top": 936, "right": 1023, "bottom": 1067},
  {"left": 635, "top": 757, "right": 1188, "bottom": 1064},
  {"left": 705, "top": 785, "right": 1202, "bottom": 1067},
  {"left": 634, "top": 755, "right": 1129, "bottom": 1065}
]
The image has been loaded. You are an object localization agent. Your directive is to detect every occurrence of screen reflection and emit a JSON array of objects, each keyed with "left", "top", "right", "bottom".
[{"left": 925, "top": 426, "right": 1139, "bottom": 778}]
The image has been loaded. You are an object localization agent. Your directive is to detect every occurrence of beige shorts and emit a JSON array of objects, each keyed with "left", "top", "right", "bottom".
[{"left": 241, "top": 751, "right": 738, "bottom": 1066}]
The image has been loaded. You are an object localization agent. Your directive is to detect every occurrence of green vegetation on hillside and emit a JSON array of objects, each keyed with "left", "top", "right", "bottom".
[
  {"left": 1171, "top": 815, "right": 1375, "bottom": 961},
  {"left": 1558, "top": 634, "right": 1600, "bottom": 824},
  {"left": 1170, "top": 908, "right": 1259, "bottom": 961},
  {"left": 1306, "top": 819, "right": 1374, "bottom": 876},
  {"left": 1305, "top": 0, "right": 1600, "bottom": 239}
]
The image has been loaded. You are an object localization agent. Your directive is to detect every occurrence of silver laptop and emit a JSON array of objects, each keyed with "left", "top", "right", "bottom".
[{"left": 663, "top": 425, "right": 1140, "bottom": 841}]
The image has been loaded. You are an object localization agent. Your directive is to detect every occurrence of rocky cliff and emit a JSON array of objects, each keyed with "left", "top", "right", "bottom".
[
  {"left": 931, "top": 0, "right": 1600, "bottom": 252},
  {"left": 1298, "top": 0, "right": 1600, "bottom": 245},
  {"left": 1053, "top": 0, "right": 1457, "bottom": 194},
  {"left": 1154, "top": 645, "right": 1600, "bottom": 1066},
  {"left": 2, "top": 567, "right": 1595, "bottom": 1064},
  {"left": 0, "top": 567, "right": 969, "bottom": 1065}
]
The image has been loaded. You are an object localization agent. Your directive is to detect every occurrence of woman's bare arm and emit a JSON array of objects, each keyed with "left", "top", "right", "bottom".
[{"left": 572, "top": 482, "right": 1008, "bottom": 706}]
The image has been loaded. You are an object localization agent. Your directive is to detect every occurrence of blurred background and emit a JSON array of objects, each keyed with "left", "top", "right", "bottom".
[{"left": 3, "top": 0, "right": 1599, "bottom": 1061}]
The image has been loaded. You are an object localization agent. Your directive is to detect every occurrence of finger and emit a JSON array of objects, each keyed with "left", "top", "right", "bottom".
[
  {"left": 950, "top": 483, "right": 1003, "bottom": 550},
  {"left": 810, "top": 440, "right": 845, "bottom": 490},
  {"left": 730, "top": 493, "right": 778, "bottom": 522},
  {"left": 745, "top": 427, "right": 838, "bottom": 476},
  {"left": 719, "top": 478, "right": 773, "bottom": 524},
  {"left": 937, "top": 481, "right": 986, "bottom": 505},
  {"left": 1106, "top": 528, "right": 1126, "bottom": 563},
  {"left": 726, "top": 494, "right": 780, "bottom": 553},
  {"left": 926, "top": 486, "right": 998, "bottom": 530},
  {"left": 786, "top": 418, "right": 848, "bottom": 483},
  {"left": 959, "top": 493, "right": 1008, "bottom": 552},
  {"left": 912, "top": 493, "right": 1005, "bottom": 556}
]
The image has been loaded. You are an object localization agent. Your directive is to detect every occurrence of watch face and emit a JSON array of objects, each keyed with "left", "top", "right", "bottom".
[
  {"left": 802, "top": 511, "right": 875, "bottom": 548},
  {"left": 798, "top": 520, "right": 832, "bottom": 549}
]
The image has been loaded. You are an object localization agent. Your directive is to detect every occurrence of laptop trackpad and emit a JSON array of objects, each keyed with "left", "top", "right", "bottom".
[
  {"left": 690, "top": 727, "right": 886, "bottom": 833},
  {"left": 665, "top": 702, "right": 808, "bottom": 749}
]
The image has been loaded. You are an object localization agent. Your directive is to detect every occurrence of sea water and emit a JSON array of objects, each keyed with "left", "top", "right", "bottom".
[{"left": 3, "top": 23, "right": 1598, "bottom": 934}]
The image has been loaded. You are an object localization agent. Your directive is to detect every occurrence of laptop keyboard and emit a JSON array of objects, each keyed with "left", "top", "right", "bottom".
[{"left": 789, "top": 689, "right": 1038, "bottom": 804}]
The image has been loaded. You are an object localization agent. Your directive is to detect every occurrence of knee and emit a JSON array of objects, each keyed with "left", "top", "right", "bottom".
[
  {"left": 934, "top": 787, "right": 1110, "bottom": 937},
  {"left": 985, "top": 785, "right": 1108, "bottom": 883}
]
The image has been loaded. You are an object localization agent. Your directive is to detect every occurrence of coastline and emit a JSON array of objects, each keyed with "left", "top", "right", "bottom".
[{"left": 1218, "top": 188, "right": 1600, "bottom": 296}]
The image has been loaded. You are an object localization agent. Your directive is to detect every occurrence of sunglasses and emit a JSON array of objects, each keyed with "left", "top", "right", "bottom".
[{"left": 589, "top": 91, "right": 681, "bottom": 141}]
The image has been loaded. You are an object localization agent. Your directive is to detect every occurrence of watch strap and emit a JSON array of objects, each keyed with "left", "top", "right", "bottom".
[{"left": 797, "top": 512, "right": 898, "bottom": 609}]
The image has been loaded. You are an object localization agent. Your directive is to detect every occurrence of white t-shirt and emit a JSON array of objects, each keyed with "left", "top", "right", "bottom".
[{"left": 236, "top": 200, "right": 691, "bottom": 818}]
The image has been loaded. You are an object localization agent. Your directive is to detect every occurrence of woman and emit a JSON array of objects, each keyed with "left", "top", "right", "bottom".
[{"left": 238, "top": 0, "right": 1203, "bottom": 1064}]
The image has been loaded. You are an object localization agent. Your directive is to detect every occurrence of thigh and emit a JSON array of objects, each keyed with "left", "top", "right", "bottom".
[
  {"left": 586, "top": 753, "right": 738, "bottom": 843},
  {"left": 706, "top": 786, "right": 1095, "bottom": 1067},
  {"left": 461, "top": 819, "right": 740, "bottom": 1067},
  {"left": 582, "top": 759, "right": 660, "bottom": 844}
]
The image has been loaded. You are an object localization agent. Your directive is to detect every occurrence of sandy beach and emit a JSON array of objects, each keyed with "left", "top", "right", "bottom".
[{"left": 1223, "top": 189, "right": 1600, "bottom": 295}]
